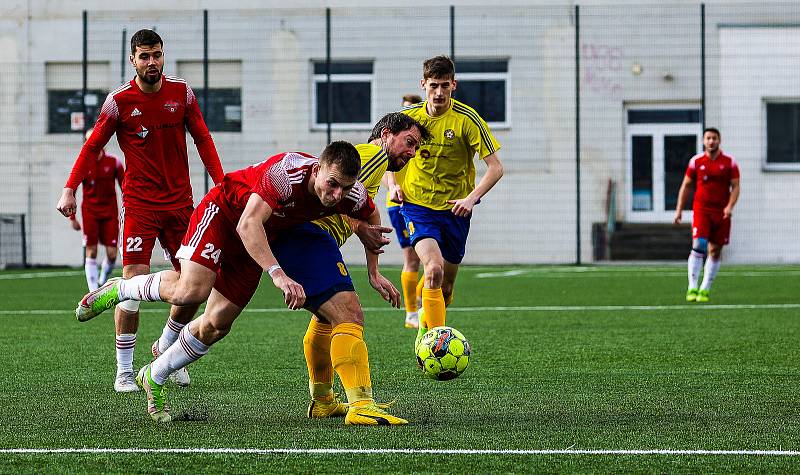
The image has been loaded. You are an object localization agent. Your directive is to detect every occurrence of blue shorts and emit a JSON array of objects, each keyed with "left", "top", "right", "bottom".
[
  {"left": 400, "top": 202, "right": 471, "bottom": 265},
  {"left": 387, "top": 206, "right": 411, "bottom": 248},
  {"left": 270, "top": 223, "right": 355, "bottom": 313}
]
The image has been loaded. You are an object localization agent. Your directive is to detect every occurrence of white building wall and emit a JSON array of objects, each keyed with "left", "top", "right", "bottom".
[{"left": 0, "top": 1, "right": 798, "bottom": 266}]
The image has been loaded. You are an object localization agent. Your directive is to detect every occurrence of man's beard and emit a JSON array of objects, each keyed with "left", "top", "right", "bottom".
[{"left": 138, "top": 68, "right": 162, "bottom": 85}]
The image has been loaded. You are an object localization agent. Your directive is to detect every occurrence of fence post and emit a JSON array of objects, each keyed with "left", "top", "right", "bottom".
[
  {"left": 701, "top": 3, "right": 706, "bottom": 131},
  {"left": 326, "top": 8, "right": 332, "bottom": 145},
  {"left": 82, "top": 10, "right": 88, "bottom": 136},
  {"left": 575, "top": 4, "right": 582, "bottom": 265},
  {"left": 203, "top": 10, "right": 210, "bottom": 194},
  {"left": 120, "top": 28, "right": 127, "bottom": 85}
]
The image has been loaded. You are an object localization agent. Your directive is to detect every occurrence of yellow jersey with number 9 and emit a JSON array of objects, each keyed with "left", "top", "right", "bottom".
[
  {"left": 401, "top": 98, "right": 500, "bottom": 210},
  {"left": 313, "top": 143, "right": 388, "bottom": 247}
]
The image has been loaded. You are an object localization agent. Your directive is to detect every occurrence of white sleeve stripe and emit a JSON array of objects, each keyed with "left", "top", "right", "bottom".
[{"left": 110, "top": 83, "right": 131, "bottom": 96}]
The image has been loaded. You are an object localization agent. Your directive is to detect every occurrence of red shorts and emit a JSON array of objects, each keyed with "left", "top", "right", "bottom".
[
  {"left": 120, "top": 206, "right": 193, "bottom": 270},
  {"left": 175, "top": 188, "right": 263, "bottom": 308},
  {"left": 692, "top": 209, "right": 731, "bottom": 245},
  {"left": 81, "top": 208, "right": 118, "bottom": 247}
]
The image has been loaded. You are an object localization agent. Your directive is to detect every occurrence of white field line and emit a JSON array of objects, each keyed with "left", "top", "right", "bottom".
[
  {"left": 0, "top": 271, "right": 84, "bottom": 280},
  {"left": 1, "top": 448, "right": 799, "bottom": 456},
  {"left": 473, "top": 269, "right": 800, "bottom": 278},
  {"left": 4, "top": 303, "right": 800, "bottom": 316}
]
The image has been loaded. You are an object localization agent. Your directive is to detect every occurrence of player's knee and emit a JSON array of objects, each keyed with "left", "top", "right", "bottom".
[
  {"left": 173, "top": 282, "right": 211, "bottom": 306},
  {"left": 118, "top": 299, "right": 140, "bottom": 313},
  {"left": 196, "top": 317, "right": 230, "bottom": 344},
  {"left": 424, "top": 264, "right": 444, "bottom": 288},
  {"left": 86, "top": 246, "right": 98, "bottom": 259},
  {"left": 692, "top": 237, "right": 708, "bottom": 255}
]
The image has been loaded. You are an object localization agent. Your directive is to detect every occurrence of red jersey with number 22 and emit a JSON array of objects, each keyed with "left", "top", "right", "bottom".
[
  {"left": 65, "top": 76, "right": 224, "bottom": 211},
  {"left": 685, "top": 151, "right": 740, "bottom": 212}
]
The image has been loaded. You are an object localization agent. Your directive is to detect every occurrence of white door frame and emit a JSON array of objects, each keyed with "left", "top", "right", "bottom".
[{"left": 626, "top": 122, "right": 701, "bottom": 223}]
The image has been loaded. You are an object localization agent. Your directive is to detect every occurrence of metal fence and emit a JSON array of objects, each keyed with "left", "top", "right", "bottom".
[{"left": 1, "top": 3, "right": 799, "bottom": 266}]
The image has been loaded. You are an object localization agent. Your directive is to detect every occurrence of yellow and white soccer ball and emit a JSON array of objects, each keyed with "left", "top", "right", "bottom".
[{"left": 415, "top": 326, "right": 471, "bottom": 381}]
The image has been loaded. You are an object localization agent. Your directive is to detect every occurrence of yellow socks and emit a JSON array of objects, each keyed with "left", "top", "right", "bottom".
[
  {"left": 401, "top": 271, "right": 419, "bottom": 314},
  {"left": 303, "top": 319, "right": 333, "bottom": 399},
  {"left": 421, "top": 287, "right": 446, "bottom": 329},
  {"left": 416, "top": 276, "right": 425, "bottom": 305},
  {"left": 331, "top": 322, "right": 373, "bottom": 404}
]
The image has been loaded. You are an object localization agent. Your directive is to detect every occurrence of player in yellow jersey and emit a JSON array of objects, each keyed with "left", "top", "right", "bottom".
[
  {"left": 297, "top": 112, "right": 431, "bottom": 421},
  {"left": 392, "top": 55, "right": 504, "bottom": 350},
  {"left": 384, "top": 94, "right": 425, "bottom": 329}
]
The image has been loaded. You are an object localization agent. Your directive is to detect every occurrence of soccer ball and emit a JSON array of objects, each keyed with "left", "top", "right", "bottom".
[{"left": 415, "top": 326, "right": 471, "bottom": 380}]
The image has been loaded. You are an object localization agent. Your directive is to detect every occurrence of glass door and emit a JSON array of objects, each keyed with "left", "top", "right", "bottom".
[{"left": 626, "top": 118, "right": 700, "bottom": 222}]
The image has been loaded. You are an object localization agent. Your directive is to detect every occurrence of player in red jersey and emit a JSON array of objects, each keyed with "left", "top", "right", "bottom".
[
  {"left": 674, "top": 127, "right": 740, "bottom": 303},
  {"left": 77, "top": 142, "right": 407, "bottom": 425},
  {"left": 57, "top": 29, "right": 224, "bottom": 392},
  {"left": 68, "top": 128, "right": 124, "bottom": 292}
]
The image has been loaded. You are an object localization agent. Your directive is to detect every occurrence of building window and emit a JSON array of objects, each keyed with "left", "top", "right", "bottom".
[
  {"left": 766, "top": 102, "right": 800, "bottom": 169},
  {"left": 177, "top": 60, "right": 242, "bottom": 132},
  {"left": 46, "top": 62, "right": 109, "bottom": 134},
  {"left": 312, "top": 61, "right": 373, "bottom": 129},
  {"left": 454, "top": 59, "right": 508, "bottom": 126}
]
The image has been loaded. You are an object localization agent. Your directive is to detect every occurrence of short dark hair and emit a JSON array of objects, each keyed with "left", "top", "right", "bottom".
[
  {"left": 703, "top": 127, "right": 721, "bottom": 139},
  {"left": 402, "top": 94, "right": 422, "bottom": 105},
  {"left": 319, "top": 141, "right": 361, "bottom": 178},
  {"left": 130, "top": 29, "right": 163, "bottom": 55},
  {"left": 368, "top": 112, "right": 431, "bottom": 143},
  {"left": 423, "top": 55, "right": 455, "bottom": 80}
]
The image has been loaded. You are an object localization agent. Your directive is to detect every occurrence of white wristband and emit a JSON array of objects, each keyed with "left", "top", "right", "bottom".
[{"left": 267, "top": 264, "right": 282, "bottom": 277}]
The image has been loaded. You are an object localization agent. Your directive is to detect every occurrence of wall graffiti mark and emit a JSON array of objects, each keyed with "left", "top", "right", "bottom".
[{"left": 582, "top": 43, "right": 623, "bottom": 99}]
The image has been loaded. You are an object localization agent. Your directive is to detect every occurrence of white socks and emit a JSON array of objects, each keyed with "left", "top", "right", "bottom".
[
  {"left": 687, "top": 251, "right": 704, "bottom": 289},
  {"left": 84, "top": 258, "right": 99, "bottom": 291},
  {"left": 118, "top": 271, "right": 163, "bottom": 302},
  {"left": 99, "top": 257, "right": 115, "bottom": 285},
  {"left": 156, "top": 318, "right": 186, "bottom": 354},
  {"left": 151, "top": 324, "right": 209, "bottom": 385},
  {"left": 700, "top": 258, "right": 721, "bottom": 291},
  {"left": 115, "top": 333, "right": 136, "bottom": 375}
]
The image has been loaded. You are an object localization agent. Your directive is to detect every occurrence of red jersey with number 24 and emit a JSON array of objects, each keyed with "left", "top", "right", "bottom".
[{"left": 219, "top": 152, "right": 375, "bottom": 241}]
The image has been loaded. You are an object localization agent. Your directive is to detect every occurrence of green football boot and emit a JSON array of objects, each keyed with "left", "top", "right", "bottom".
[
  {"left": 136, "top": 364, "right": 171, "bottom": 423},
  {"left": 76, "top": 277, "right": 122, "bottom": 322},
  {"left": 696, "top": 289, "right": 710, "bottom": 303},
  {"left": 685, "top": 288, "right": 699, "bottom": 302}
]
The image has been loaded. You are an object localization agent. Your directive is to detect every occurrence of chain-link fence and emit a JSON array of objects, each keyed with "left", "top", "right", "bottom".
[{"left": 1, "top": 3, "right": 799, "bottom": 266}]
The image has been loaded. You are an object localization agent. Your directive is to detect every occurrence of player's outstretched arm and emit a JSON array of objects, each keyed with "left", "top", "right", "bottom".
[
  {"left": 383, "top": 171, "right": 404, "bottom": 204},
  {"left": 358, "top": 208, "right": 400, "bottom": 307},
  {"left": 185, "top": 86, "right": 224, "bottom": 184},
  {"left": 60, "top": 95, "right": 117, "bottom": 217},
  {"left": 237, "top": 193, "right": 305, "bottom": 309},
  {"left": 349, "top": 210, "right": 391, "bottom": 255},
  {"left": 674, "top": 175, "right": 694, "bottom": 224},
  {"left": 724, "top": 178, "right": 740, "bottom": 219},
  {"left": 448, "top": 153, "right": 504, "bottom": 217}
]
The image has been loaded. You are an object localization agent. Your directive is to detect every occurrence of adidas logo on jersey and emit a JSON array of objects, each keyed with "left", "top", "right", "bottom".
[
  {"left": 131, "top": 108, "right": 142, "bottom": 117},
  {"left": 137, "top": 126, "right": 149, "bottom": 139}
]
